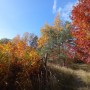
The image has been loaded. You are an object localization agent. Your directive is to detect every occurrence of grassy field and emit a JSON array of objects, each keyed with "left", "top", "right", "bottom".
[
  {"left": 69, "top": 64, "right": 90, "bottom": 72},
  {"left": 47, "top": 63, "right": 90, "bottom": 90},
  {"left": 0, "top": 60, "right": 90, "bottom": 90}
]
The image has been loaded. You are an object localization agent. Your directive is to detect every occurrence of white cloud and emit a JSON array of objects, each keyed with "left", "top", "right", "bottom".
[
  {"left": 52, "top": 0, "right": 77, "bottom": 21},
  {"left": 60, "top": 2, "right": 75, "bottom": 21},
  {"left": 53, "top": 0, "right": 57, "bottom": 13},
  {"left": 57, "top": 7, "right": 62, "bottom": 13}
]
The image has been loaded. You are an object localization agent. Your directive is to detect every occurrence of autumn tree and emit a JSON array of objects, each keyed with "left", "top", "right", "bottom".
[
  {"left": 0, "top": 33, "right": 40, "bottom": 90},
  {"left": 38, "top": 13, "right": 74, "bottom": 65},
  {"left": 22, "top": 32, "right": 38, "bottom": 48},
  {"left": 0, "top": 38, "right": 11, "bottom": 44},
  {"left": 12, "top": 34, "right": 21, "bottom": 44},
  {"left": 71, "top": 0, "right": 90, "bottom": 63}
]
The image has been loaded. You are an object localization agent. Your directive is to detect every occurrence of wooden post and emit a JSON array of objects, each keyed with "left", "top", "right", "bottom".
[{"left": 44, "top": 53, "right": 48, "bottom": 67}]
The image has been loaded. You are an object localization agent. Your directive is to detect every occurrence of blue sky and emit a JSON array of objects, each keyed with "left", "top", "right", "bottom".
[{"left": 0, "top": 0, "right": 77, "bottom": 39}]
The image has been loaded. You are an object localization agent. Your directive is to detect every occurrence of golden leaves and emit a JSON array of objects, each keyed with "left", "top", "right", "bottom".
[
  {"left": 37, "top": 36, "right": 48, "bottom": 48},
  {"left": 0, "top": 38, "right": 40, "bottom": 66}
]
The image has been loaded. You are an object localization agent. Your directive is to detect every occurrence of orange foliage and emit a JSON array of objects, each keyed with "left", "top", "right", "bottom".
[{"left": 0, "top": 38, "right": 40, "bottom": 68}]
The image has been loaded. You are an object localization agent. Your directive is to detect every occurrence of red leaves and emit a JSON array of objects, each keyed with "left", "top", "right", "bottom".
[{"left": 71, "top": 0, "right": 90, "bottom": 63}]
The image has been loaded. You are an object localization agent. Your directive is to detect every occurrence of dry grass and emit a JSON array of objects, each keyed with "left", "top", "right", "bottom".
[{"left": 48, "top": 63, "right": 90, "bottom": 90}]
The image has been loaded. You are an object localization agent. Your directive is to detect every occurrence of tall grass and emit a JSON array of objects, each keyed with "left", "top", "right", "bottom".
[
  {"left": 0, "top": 57, "right": 90, "bottom": 90},
  {"left": 48, "top": 63, "right": 90, "bottom": 90}
]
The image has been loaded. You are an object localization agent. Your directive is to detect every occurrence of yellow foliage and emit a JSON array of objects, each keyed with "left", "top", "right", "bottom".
[
  {"left": 37, "top": 36, "right": 48, "bottom": 48},
  {"left": 0, "top": 40, "right": 40, "bottom": 66}
]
